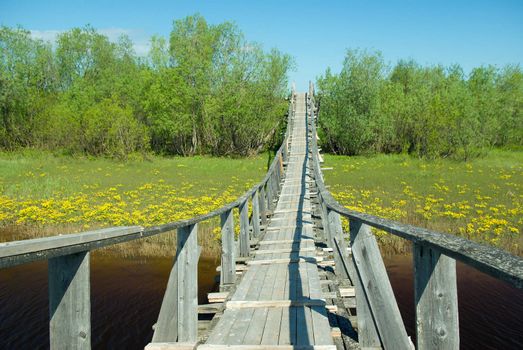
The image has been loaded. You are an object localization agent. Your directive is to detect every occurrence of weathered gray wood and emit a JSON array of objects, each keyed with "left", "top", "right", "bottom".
[
  {"left": 220, "top": 209, "right": 236, "bottom": 286},
  {"left": 239, "top": 200, "right": 250, "bottom": 258},
  {"left": 252, "top": 191, "right": 261, "bottom": 238},
  {"left": 178, "top": 224, "right": 199, "bottom": 342},
  {"left": 414, "top": 244, "right": 459, "bottom": 349},
  {"left": 259, "top": 187, "right": 268, "bottom": 226},
  {"left": 153, "top": 224, "right": 199, "bottom": 342},
  {"left": 49, "top": 251, "right": 91, "bottom": 349},
  {"left": 350, "top": 220, "right": 411, "bottom": 349},
  {"left": 1, "top": 226, "right": 142, "bottom": 268},
  {"left": 199, "top": 345, "right": 336, "bottom": 350},
  {"left": 226, "top": 299, "right": 326, "bottom": 309},
  {"left": 327, "top": 209, "right": 348, "bottom": 280}
]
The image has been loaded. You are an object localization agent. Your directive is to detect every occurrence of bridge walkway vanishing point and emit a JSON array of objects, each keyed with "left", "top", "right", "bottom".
[
  {"left": 1, "top": 84, "right": 522, "bottom": 350},
  {"left": 201, "top": 93, "right": 335, "bottom": 350}
]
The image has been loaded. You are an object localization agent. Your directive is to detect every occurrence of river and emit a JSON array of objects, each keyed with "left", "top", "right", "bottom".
[{"left": 0, "top": 254, "right": 521, "bottom": 349}]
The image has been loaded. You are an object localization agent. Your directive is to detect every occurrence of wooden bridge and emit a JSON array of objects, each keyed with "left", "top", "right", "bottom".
[{"left": 1, "top": 84, "right": 522, "bottom": 350}]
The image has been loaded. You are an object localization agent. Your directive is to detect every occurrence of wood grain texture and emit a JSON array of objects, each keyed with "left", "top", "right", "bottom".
[
  {"left": 414, "top": 244, "right": 459, "bottom": 349},
  {"left": 48, "top": 251, "right": 91, "bottom": 349},
  {"left": 220, "top": 209, "right": 236, "bottom": 286}
]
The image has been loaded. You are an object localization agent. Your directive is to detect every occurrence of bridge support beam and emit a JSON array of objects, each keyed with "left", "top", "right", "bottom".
[
  {"left": 152, "top": 224, "right": 199, "bottom": 343},
  {"left": 49, "top": 251, "right": 91, "bottom": 350},
  {"left": 414, "top": 244, "right": 459, "bottom": 349}
]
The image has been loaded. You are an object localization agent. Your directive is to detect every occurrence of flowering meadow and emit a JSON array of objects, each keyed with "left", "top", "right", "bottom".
[
  {"left": 0, "top": 152, "right": 265, "bottom": 256},
  {"left": 324, "top": 150, "right": 523, "bottom": 255}
]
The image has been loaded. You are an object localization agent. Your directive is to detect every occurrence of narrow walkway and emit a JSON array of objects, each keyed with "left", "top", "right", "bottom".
[{"left": 201, "top": 93, "right": 335, "bottom": 349}]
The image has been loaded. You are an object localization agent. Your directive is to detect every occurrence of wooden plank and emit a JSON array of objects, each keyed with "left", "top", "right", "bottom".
[
  {"left": 247, "top": 257, "right": 321, "bottom": 265},
  {"left": 259, "top": 258, "right": 286, "bottom": 345},
  {"left": 145, "top": 342, "right": 196, "bottom": 350},
  {"left": 208, "top": 292, "right": 229, "bottom": 303},
  {"left": 198, "top": 345, "right": 337, "bottom": 350},
  {"left": 239, "top": 200, "right": 250, "bottom": 258},
  {"left": 258, "top": 239, "right": 315, "bottom": 247},
  {"left": 220, "top": 209, "right": 236, "bottom": 286},
  {"left": 48, "top": 251, "right": 91, "bottom": 349},
  {"left": 255, "top": 247, "right": 315, "bottom": 255},
  {"left": 260, "top": 308, "right": 283, "bottom": 345},
  {"left": 350, "top": 220, "right": 411, "bottom": 349},
  {"left": 414, "top": 244, "right": 459, "bottom": 349},
  {"left": 229, "top": 254, "right": 276, "bottom": 345},
  {"left": 339, "top": 287, "right": 355, "bottom": 298},
  {"left": 226, "top": 299, "right": 327, "bottom": 309},
  {"left": 198, "top": 303, "right": 223, "bottom": 314}
]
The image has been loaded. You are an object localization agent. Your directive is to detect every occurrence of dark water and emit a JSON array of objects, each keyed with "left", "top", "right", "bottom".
[
  {"left": 1, "top": 254, "right": 522, "bottom": 349},
  {"left": 0, "top": 256, "right": 219, "bottom": 349},
  {"left": 384, "top": 254, "right": 523, "bottom": 349}
]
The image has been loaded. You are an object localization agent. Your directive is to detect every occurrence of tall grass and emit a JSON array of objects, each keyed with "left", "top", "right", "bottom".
[{"left": 323, "top": 150, "right": 523, "bottom": 255}]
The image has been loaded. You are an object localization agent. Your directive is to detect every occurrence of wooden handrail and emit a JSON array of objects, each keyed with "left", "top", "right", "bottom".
[
  {"left": 307, "top": 84, "right": 523, "bottom": 350},
  {"left": 1, "top": 90, "right": 297, "bottom": 349},
  {"left": 307, "top": 90, "right": 523, "bottom": 290}
]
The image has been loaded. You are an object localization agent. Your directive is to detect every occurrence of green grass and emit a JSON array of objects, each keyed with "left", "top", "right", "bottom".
[
  {"left": 323, "top": 149, "right": 523, "bottom": 254},
  {"left": 0, "top": 150, "right": 267, "bottom": 200},
  {"left": 0, "top": 150, "right": 268, "bottom": 257}
]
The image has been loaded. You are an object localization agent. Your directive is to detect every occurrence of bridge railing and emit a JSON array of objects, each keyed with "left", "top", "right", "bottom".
[
  {"left": 0, "top": 90, "right": 297, "bottom": 349},
  {"left": 307, "top": 84, "right": 523, "bottom": 350}
]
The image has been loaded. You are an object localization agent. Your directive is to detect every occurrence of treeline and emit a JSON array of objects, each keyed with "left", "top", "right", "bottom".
[
  {"left": 316, "top": 50, "right": 523, "bottom": 160},
  {"left": 0, "top": 14, "right": 292, "bottom": 158}
]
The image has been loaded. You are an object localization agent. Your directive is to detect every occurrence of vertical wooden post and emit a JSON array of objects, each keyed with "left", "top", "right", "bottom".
[
  {"left": 414, "top": 244, "right": 459, "bottom": 350},
  {"left": 153, "top": 224, "right": 199, "bottom": 343},
  {"left": 220, "top": 209, "right": 236, "bottom": 286},
  {"left": 266, "top": 174, "right": 274, "bottom": 210},
  {"left": 319, "top": 197, "right": 330, "bottom": 241},
  {"left": 259, "top": 186, "right": 267, "bottom": 226},
  {"left": 278, "top": 152, "right": 284, "bottom": 183},
  {"left": 348, "top": 222, "right": 380, "bottom": 349},
  {"left": 327, "top": 209, "right": 349, "bottom": 280},
  {"left": 239, "top": 200, "right": 250, "bottom": 258},
  {"left": 252, "top": 191, "right": 261, "bottom": 239},
  {"left": 350, "top": 220, "right": 412, "bottom": 349},
  {"left": 49, "top": 251, "right": 91, "bottom": 350}
]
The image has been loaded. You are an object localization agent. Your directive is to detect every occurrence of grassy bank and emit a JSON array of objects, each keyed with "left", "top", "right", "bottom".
[
  {"left": 323, "top": 149, "right": 523, "bottom": 255},
  {"left": 0, "top": 151, "right": 267, "bottom": 257}
]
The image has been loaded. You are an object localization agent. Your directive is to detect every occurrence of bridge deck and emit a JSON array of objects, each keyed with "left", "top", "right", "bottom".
[{"left": 202, "top": 94, "right": 334, "bottom": 349}]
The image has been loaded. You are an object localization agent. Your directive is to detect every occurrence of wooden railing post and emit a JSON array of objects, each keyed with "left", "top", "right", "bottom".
[
  {"left": 348, "top": 221, "right": 380, "bottom": 348},
  {"left": 152, "top": 224, "right": 199, "bottom": 343},
  {"left": 251, "top": 190, "right": 261, "bottom": 239},
  {"left": 266, "top": 174, "right": 274, "bottom": 210},
  {"left": 49, "top": 251, "right": 91, "bottom": 350},
  {"left": 319, "top": 196, "right": 330, "bottom": 241},
  {"left": 220, "top": 209, "right": 236, "bottom": 287},
  {"left": 239, "top": 200, "right": 250, "bottom": 258},
  {"left": 414, "top": 244, "right": 459, "bottom": 349},
  {"left": 259, "top": 186, "right": 267, "bottom": 226},
  {"left": 327, "top": 209, "right": 349, "bottom": 280},
  {"left": 350, "top": 219, "right": 412, "bottom": 349}
]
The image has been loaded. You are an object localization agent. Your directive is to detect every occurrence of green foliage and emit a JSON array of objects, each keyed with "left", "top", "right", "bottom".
[
  {"left": 317, "top": 50, "right": 523, "bottom": 160},
  {"left": 0, "top": 15, "right": 292, "bottom": 157}
]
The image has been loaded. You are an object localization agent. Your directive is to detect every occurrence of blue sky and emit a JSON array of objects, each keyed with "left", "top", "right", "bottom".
[{"left": 1, "top": 0, "right": 522, "bottom": 91}]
